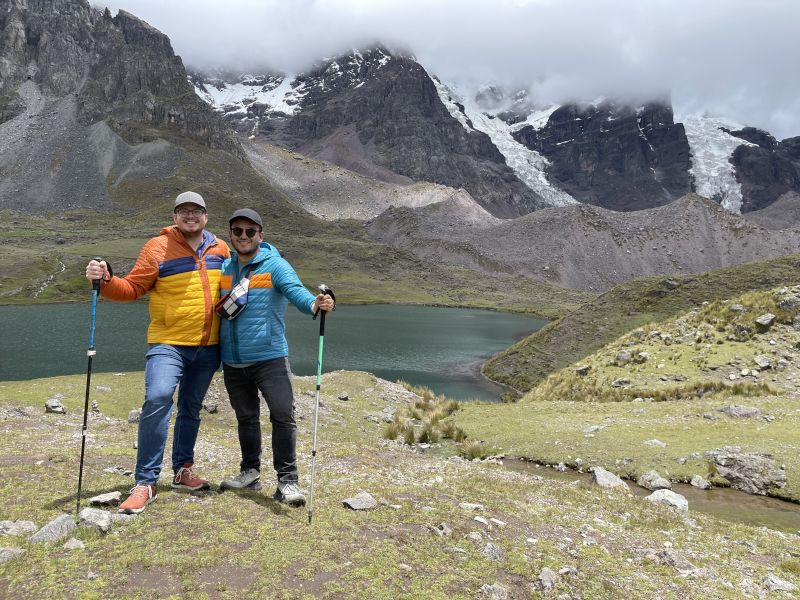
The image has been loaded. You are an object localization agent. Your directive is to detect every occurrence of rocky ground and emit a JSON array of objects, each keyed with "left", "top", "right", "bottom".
[
  {"left": 1, "top": 369, "right": 800, "bottom": 599},
  {"left": 367, "top": 194, "right": 800, "bottom": 292}
]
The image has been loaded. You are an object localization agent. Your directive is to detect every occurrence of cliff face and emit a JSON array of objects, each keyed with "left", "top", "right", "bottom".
[
  {"left": 513, "top": 101, "right": 692, "bottom": 211},
  {"left": 0, "top": 0, "right": 241, "bottom": 156},
  {"left": 726, "top": 128, "right": 800, "bottom": 213}
]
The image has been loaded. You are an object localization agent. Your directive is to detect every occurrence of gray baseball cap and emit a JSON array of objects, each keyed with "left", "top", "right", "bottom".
[
  {"left": 229, "top": 208, "right": 263, "bottom": 228},
  {"left": 174, "top": 191, "right": 206, "bottom": 210}
]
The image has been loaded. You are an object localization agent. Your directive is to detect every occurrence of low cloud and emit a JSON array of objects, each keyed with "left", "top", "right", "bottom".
[{"left": 97, "top": 0, "right": 800, "bottom": 138}]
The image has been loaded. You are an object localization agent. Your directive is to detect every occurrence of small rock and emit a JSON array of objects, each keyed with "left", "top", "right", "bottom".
[
  {"left": 202, "top": 399, "right": 219, "bottom": 414},
  {"left": 63, "top": 538, "right": 85, "bottom": 550},
  {"left": 458, "top": 502, "right": 485, "bottom": 511},
  {"left": 729, "top": 304, "right": 745, "bottom": 312},
  {"left": 721, "top": 405, "right": 761, "bottom": 418},
  {"left": 615, "top": 350, "right": 632, "bottom": 365},
  {"left": 754, "top": 355, "right": 772, "bottom": 369},
  {"left": 78, "top": 508, "right": 112, "bottom": 533},
  {"left": 575, "top": 365, "right": 590, "bottom": 376},
  {"left": 481, "top": 542, "right": 503, "bottom": 561},
  {"left": 95, "top": 386, "right": 111, "bottom": 393},
  {"left": 755, "top": 313, "right": 776, "bottom": 329},
  {"left": 0, "top": 547, "right": 25, "bottom": 564},
  {"left": 89, "top": 491, "right": 121, "bottom": 507},
  {"left": 489, "top": 518, "right": 507, "bottom": 528},
  {"left": 0, "top": 520, "right": 37, "bottom": 536},
  {"left": 473, "top": 516, "right": 490, "bottom": 527},
  {"left": 479, "top": 583, "right": 508, "bottom": 599},
  {"left": 127, "top": 408, "right": 141, "bottom": 423},
  {"left": 658, "top": 548, "right": 697, "bottom": 573},
  {"left": 646, "top": 489, "right": 688, "bottom": 512},
  {"left": 45, "top": 395, "right": 66, "bottom": 414},
  {"left": 611, "top": 378, "right": 630, "bottom": 388},
  {"left": 466, "top": 531, "right": 483, "bottom": 541},
  {"left": 690, "top": 475, "right": 712, "bottom": 489},
  {"left": 637, "top": 471, "right": 672, "bottom": 491},
  {"left": 29, "top": 514, "right": 76, "bottom": 543},
  {"left": 535, "top": 567, "right": 560, "bottom": 592},
  {"left": 337, "top": 393, "right": 349, "bottom": 401},
  {"left": 762, "top": 574, "right": 798, "bottom": 593},
  {"left": 644, "top": 439, "right": 667, "bottom": 448},
  {"left": 342, "top": 491, "right": 377, "bottom": 511},
  {"left": 431, "top": 523, "right": 452, "bottom": 537}
]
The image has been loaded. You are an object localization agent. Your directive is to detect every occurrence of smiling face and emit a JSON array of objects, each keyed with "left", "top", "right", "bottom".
[
  {"left": 229, "top": 217, "right": 264, "bottom": 259},
  {"left": 173, "top": 203, "right": 208, "bottom": 237}
]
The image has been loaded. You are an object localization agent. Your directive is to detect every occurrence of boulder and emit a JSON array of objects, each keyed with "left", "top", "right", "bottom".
[
  {"left": 705, "top": 447, "right": 787, "bottom": 495},
  {"left": 690, "top": 475, "right": 712, "bottom": 489},
  {"left": 590, "top": 466, "right": 631, "bottom": 494},
  {"left": 645, "top": 489, "right": 688, "bottom": 512},
  {"left": 637, "top": 471, "right": 672, "bottom": 491}
]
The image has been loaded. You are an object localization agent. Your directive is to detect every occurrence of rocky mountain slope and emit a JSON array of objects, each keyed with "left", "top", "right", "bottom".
[
  {"left": 192, "top": 48, "right": 549, "bottom": 218},
  {"left": 0, "top": 0, "right": 241, "bottom": 214},
  {"left": 193, "top": 48, "right": 800, "bottom": 217},
  {"left": 367, "top": 193, "right": 800, "bottom": 291}
]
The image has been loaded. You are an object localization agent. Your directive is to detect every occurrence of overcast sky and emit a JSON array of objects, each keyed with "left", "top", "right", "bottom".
[{"left": 96, "top": 0, "right": 800, "bottom": 138}]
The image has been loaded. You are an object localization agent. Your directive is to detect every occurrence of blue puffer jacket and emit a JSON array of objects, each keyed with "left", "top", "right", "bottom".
[{"left": 219, "top": 242, "right": 316, "bottom": 365}]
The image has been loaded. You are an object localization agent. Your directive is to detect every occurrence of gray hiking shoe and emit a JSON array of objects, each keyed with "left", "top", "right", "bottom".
[
  {"left": 274, "top": 481, "right": 306, "bottom": 506},
  {"left": 219, "top": 468, "right": 261, "bottom": 491}
]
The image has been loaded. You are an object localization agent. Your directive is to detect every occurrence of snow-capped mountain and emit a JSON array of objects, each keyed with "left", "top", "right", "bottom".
[{"left": 191, "top": 46, "right": 800, "bottom": 218}]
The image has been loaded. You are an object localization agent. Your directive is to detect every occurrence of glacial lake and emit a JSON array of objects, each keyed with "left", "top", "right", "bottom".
[{"left": 0, "top": 303, "right": 546, "bottom": 400}]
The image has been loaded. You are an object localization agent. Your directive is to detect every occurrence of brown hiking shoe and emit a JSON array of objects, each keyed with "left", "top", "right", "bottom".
[
  {"left": 119, "top": 484, "right": 156, "bottom": 514},
  {"left": 171, "top": 462, "right": 210, "bottom": 491}
]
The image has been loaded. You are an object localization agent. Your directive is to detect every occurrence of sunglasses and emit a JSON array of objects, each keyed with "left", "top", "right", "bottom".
[{"left": 231, "top": 226, "right": 261, "bottom": 238}]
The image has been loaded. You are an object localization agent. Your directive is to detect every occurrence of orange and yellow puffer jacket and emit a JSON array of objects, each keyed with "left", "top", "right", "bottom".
[{"left": 100, "top": 226, "right": 230, "bottom": 346}]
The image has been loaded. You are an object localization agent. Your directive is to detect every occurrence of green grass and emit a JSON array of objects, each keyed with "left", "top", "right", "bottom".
[
  {"left": 1, "top": 371, "right": 799, "bottom": 598},
  {"left": 458, "top": 286, "right": 800, "bottom": 501}
]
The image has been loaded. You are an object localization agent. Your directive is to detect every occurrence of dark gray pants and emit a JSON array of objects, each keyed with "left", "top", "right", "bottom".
[{"left": 222, "top": 357, "right": 297, "bottom": 483}]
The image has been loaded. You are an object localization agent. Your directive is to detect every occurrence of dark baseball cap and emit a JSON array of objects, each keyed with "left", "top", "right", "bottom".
[{"left": 229, "top": 208, "right": 263, "bottom": 228}]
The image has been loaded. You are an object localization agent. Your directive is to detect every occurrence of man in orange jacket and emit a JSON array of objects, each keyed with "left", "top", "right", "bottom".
[{"left": 85, "top": 191, "right": 230, "bottom": 514}]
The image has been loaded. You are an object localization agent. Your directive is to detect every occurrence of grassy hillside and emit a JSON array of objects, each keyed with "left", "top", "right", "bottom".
[
  {"left": 1, "top": 371, "right": 799, "bottom": 598},
  {"left": 484, "top": 253, "right": 800, "bottom": 392},
  {"left": 0, "top": 132, "right": 590, "bottom": 319},
  {"left": 458, "top": 286, "right": 800, "bottom": 501}
]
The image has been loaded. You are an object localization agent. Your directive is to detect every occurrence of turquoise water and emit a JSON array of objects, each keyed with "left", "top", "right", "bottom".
[{"left": 0, "top": 303, "right": 545, "bottom": 400}]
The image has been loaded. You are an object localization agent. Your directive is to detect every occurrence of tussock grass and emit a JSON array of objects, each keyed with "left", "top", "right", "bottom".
[{"left": 527, "top": 371, "right": 777, "bottom": 403}]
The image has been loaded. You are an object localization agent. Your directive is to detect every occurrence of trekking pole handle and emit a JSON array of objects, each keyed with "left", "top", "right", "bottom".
[
  {"left": 90, "top": 256, "right": 104, "bottom": 290},
  {"left": 313, "top": 284, "right": 336, "bottom": 320}
]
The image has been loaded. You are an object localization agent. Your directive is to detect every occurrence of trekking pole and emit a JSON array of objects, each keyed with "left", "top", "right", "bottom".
[
  {"left": 308, "top": 284, "right": 335, "bottom": 525},
  {"left": 76, "top": 257, "right": 103, "bottom": 521}
]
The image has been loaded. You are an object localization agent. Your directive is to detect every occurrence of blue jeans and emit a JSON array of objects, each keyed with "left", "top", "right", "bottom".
[{"left": 135, "top": 344, "right": 220, "bottom": 484}]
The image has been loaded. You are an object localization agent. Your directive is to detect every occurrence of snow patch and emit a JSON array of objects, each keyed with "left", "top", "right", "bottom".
[
  {"left": 428, "top": 73, "right": 576, "bottom": 207},
  {"left": 679, "top": 114, "right": 756, "bottom": 214}
]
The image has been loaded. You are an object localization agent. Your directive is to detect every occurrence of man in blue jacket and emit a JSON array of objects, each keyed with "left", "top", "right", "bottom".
[{"left": 217, "top": 208, "right": 335, "bottom": 506}]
